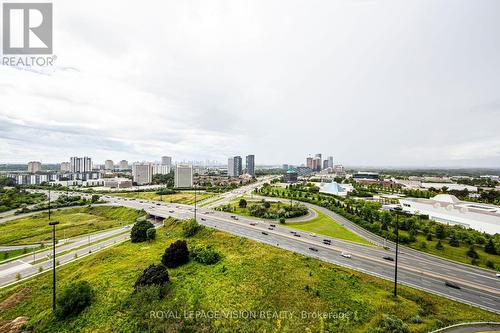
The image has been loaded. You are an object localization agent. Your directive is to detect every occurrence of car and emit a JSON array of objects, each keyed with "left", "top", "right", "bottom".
[
  {"left": 293, "top": 234, "right": 301, "bottom": 237},
  {"left": 262, "top": 231, "right": 268, "bottom": 235},
  {"left": 309, "top": 247, "right": 318, "bottom": 252},
  {"left": 341, "top": 252, "right": 351, "bottom": 258},
  {"left": 156, "top": 203, "right": 161, "bottom": 206},
  {"left": 445, "top": 281, "right": 461, "bottom": 289},
  {"left": 268, "top": 227, "right": 274, "bottom": 230},
  {"left": 169, "top": 210, "right": 174, "bottom": 213},
  {"left": 496, "top": 273, "right": 500, "bottom": 278},
  {"left": 383, "top": 256, "right": 394, "bottom": 262},
  {"left": 323, "top": 239, "right": 331, "bottom": 243},
  {"left": 290, "top": 231, "right": 296, "bottom": 234},
  {"left": 270, "top": 224, "right": 276, "bottom": 227},
  {"left": 250, "top": 223, "right": 256, "bottom": 226},
  {"left": 201, "top": 218, "right": 206, "bottom": 221}
]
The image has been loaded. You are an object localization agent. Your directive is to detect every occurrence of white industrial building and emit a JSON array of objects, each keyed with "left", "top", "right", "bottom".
[
  {"left": 319, "top": 182, "right": 353, "bottom": 197},
  {"left": 400, "top": 194, "right": 500, "bottom": 235}
]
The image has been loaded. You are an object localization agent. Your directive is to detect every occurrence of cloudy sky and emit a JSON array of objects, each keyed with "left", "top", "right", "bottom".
[{"left": 1, "top": 0, "right": 499, "bottom": 167}]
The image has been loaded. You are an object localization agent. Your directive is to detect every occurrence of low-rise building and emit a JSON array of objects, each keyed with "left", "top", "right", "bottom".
[{"left": 400, "top": 194, "right": 500, "bottom": 235}]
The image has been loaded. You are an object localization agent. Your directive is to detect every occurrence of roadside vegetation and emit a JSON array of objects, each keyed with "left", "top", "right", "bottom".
[
  {"left": 0, "top": 188, "right": 46, "bottom": 213},
  {"left": 256, "top": 184, "right": 500, "bottom": 270},
  {"left": 15, "top": 194, "right": 103, "bottom": 215},
  {"left": 216, "top": 199, "right": 309, "bottom": 220},
  {"left": 0, "top": 206, "right": 145, "bottom": 245},
  {"left": 112, "top": 191, "right": 215, "bottom": 205},
  {"left": 0, "top": 218, "right": 497, "bottom": 332}
]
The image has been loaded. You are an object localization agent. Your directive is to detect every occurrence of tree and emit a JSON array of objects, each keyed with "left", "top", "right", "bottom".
[
  {"left": 131, "top": 219, "right": 155, "bottom": 243},
  {"left": 55, "top": 281, "right": 93, "bottom": 319},
  {"left": 191, "top": 245, "right": 221, "bottom": 265},
  {"left": 182, "top": 219, "right": 202, "bottom": 237},
  {"left": 90, "top": 195, "right": 100, "bottom": 203},
  {"left": 238, "top": 199, "right": 247, "bottom": 208},
  {"left": 435, "top": 240, "right": 444, "bottom": 250},
  {"left": 146, "top": 227, "right": 156, "bottom": 241},
  {"left": 279, "top": 217, "right": 286, "bottom": 224},
  {"left": 485, "top": 239, "right": 498, "bottom": 255},
  {"left": 435, "top": 224, "right": 446, "bottom": 240},
  {"left": 466, "top": 245, "right": 479, "bottom": 259},
  {"left": 134, "top": 264, "right": 169, "bottom": 291},
  {"left": 161, "top": 240, "right": 189, "bottom": 268},
  {"left": 448, "top": 234, "right": 460, "bottom": 247}
]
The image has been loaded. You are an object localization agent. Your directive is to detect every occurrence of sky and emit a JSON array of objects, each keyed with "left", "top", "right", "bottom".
[{"left": 0, "top": 0, "right": 499, "bottom": 167}]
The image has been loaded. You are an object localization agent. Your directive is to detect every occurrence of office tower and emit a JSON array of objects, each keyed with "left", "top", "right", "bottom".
[
  {"left": 323, "top": 160, "right": 329, "bottom": 170},
  {"left": 245, "top": 154, "right": 255, "bottom": 177},
  {"left": 27, "top": 161, "right": 42, "bottom": 173},
  {"left": 228, "top": 156, "right": 242, "bottom": 177},
  {"left": 315, "top": 153, "right": 322, "bottom": 161},
  {"left": 161, "top": 156, "right": 172, "bottom": 166},
  {"left": 60, "top": 162, "right": 71, "bottom": 173},
  {"left": 282, "top": 164, "right": 289, "bottom": 170},
  {"left": 306, "top": 157, "right": 313, "bottom": 169},
  {"left": 70, "top": 157, "right": 92, "bottom": 173},
  {"left": 104, "top": 160, "right": 114, "bottom": 170},
  {"left": 328, "top": 156, "right": 334, "bottom": 168},
  {"left": 175, "top": 164, "right": 193, "bottom": 188},
  {"left": 119, "top": 160, "right": 129, "bottom": 170},
  {"left": 132, "top": 163, "right": 153, "bottom": 185}
]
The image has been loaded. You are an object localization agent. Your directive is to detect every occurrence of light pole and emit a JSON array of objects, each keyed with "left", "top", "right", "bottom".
[
  {"left": 391, "top": 206, "right": 402, "bottom": 297},
  {"left": 48, "top": 188, "right": 51, "bottom": 220},
  {"left": 49, "top": 220, "right": 59, "bottom": 311},
  {"left": 194, "top": 184, "right": 197, "bottom": 221}
]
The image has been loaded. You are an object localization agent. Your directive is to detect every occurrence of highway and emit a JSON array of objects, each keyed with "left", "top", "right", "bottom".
[{"left": 0, "top": 178, "right": 499, "bottom": 314}]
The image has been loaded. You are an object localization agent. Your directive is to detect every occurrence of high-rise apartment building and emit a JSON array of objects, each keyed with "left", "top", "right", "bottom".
[
  {"left": 152, "top": 164, "right": 171, "bottom": 175},
  {"left": 70, "top": 157, "right": 92, "bottom": 173},
  {"left": 104, "top": 160, "right": 114, "bottom": 170},
  {"left": 60, "top": 162, "right": 71, "bottom": 173},
  {"left": 306, "top": 157, "right": 313, "bottom": 169},
  {"left": 119, "top": 160, "right": 129, "bottom": 170},
  {"left": 27, "top": 161, "right": 42, "bottom": 173},
  {"left": 323, "top": 160, "right": 329, "bottom": 170},
  {"left": 245, "top": 154, "right": 255, "bottom": 177},
  {"left": 132, "top": 163, "right": 153, "bottom": 185},
  {"left": 228, "top": 156, "right": 242, "bottom": 177},
  {"left": 327, "top": 156, "right": 334, "bottom": 168},
  {"left": 175, "top": 164, "right": 193, "bottom": 188}
]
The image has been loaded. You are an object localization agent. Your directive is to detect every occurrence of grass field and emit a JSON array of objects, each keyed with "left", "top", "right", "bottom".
[
  {"left": 1, "top": 247, "right": 37, "bottom": 261},
  {"left": 284, "top": 210, "right": 373, "bottom": 246},
  {"left": 112, "top": 191, "right": 215, "bottom": 205},
  {"left": 0, "top": 219, "right": 497, "bottom": 332},
  {"left": 0, "top": 206, "right": 144, "bottom": 246}
]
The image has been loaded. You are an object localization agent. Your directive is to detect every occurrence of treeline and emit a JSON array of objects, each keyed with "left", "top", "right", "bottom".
[{"left": 0, "top": 188, "right": 47, "bottom": 213}]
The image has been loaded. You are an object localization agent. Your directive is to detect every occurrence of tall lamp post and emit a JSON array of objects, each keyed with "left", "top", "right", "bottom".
[
  {"left": 194, "top": 184, "right": 197, "bottom": 221},
  {"left": 48, "top": 188, "right": 52, "bottom": 220},
  {"left": 48, "top": 220, "right": 59, "bottom": 311},
  {"left": 391, "top": 206, "right": 402, "bottom": 297}
]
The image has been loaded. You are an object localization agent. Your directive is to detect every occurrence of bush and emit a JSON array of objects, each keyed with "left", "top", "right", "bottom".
[
  {"left": 279, "top": 217, "right": 286, "bottom": 224},
  {"left": 435, "top": 240, "right": 444, "bottom": 250},
  {"left": 191, "top": 245, "right": 221, "bottom": 265},
  {"left": 485, "top": 239, "right": 498, "bottom": 255},
  {"left": 378, "top": 314, "right": 409, "bottom": 333},
  {"left": 182, "top": 219, "right": 202, "bottom": 237},
  {"left": 146, "top": 227, "right": 156, "bottom": 241},
  {"left": 134, "top": 264, "right": 169, "bottom": 291},
  {"left": 55, "top": 281, "right": 93, "bottom": 319},
  {"left": 131, "top": 220, "right": 155, "bottom": 243},
  {"left": 466, "top": 245, "right": 479, "bottom": 259},
  {"left": 161, "top": 240, "right": 189, "bottom": 268},
  {"left": 238, "top": 199, "right": 247, "bottom": 208}
]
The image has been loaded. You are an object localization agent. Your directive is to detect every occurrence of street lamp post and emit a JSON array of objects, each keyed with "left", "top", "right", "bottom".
[
  {"left": 392, "top": 206, "right": 402, "bottom": 298},
  {"left": 48, "top": 221, "right": 59, "bottom": 311},
  {"left": 48, "top": 188, "right": 51, "bottom": 220},
  {"left": 194, "top": 185, "right": 197, "bottom": 221}
]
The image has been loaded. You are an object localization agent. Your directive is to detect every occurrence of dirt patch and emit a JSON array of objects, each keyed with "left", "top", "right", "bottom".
[
  {"left": 0, "top": 316, "right": 29, "bottom": 333},
  {"left": 0, "top": 288, "right": 31, "bottom": 312}
]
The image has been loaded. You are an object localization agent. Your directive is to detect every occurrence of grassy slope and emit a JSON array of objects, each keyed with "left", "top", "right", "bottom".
[
  {"left": 0, "top": 206, "right": 144, "bottom": 245},
  {"left": 0, "top": 220, "right": 497, "bottom": 333},
  {"left": 113, "top": 191, "right": 215, "bottom": 205},
  {"left": 284, "top": 210, "right": 372, "bottom": 246}
]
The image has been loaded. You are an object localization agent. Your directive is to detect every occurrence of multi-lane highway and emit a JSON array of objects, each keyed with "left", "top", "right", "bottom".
[{"left": 0, "top": 179, "right": 499, "bottom": 314}]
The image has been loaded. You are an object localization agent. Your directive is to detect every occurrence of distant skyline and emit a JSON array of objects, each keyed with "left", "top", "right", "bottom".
[{"left": 1, "top": 0, "right": 499, "bottom": 167}]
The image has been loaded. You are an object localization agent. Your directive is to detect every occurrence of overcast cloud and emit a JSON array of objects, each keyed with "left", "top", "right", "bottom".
[{"left": 0, "top": 0, "right": 499, "bottom": 167}]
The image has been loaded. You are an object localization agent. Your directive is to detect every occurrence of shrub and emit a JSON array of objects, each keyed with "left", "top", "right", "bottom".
[
  {"left": 131, "top": 220, "right": 155, "bottom": 243},
  {"left": 191, "top": 245, "right": 221, "bottom": 265},
  {"left": 238, "top": 199, "right": 247, "bottom": 208},
  {"left": 182, "top": 219, "right": 202, "bottom": 237},
  {"left": 55, "top": 281, "right": 93, "bottom": 319},
  {"left": 485, "top": 239, "right": 498, "bottom": 255},
  {"left": 161, "top": 240, "right": 189, "bottom": 268},
  {"left": 279, "top": 217, "right": 286, "bottom": 224},
  {"left": 466, "top": 245, "right": 479, "bottom": 259},
  {"left": 435, "top": 240, "right": 444, "bottom": 250},
  {"left": 146, "top": 227, "right": 156, "bottom": 241},
  {"left": 134, "top": 264, "right": 169, "bottom": 291}
]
